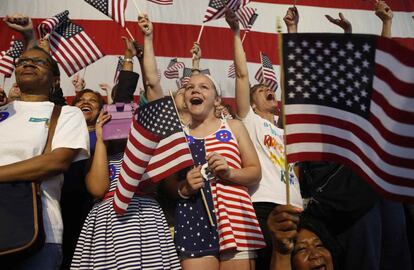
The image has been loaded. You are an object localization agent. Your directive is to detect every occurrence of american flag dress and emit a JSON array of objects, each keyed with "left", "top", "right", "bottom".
[
  {"left": 175, "top": 120, "right": 266, "bottom": 258},
  {"left": 71, "top": 152, "right": 181, "bottom": 270}
]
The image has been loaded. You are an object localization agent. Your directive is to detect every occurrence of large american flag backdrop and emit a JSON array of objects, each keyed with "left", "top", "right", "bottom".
[
  {"left": 1, "top": 0, "right": 413, "bottom": 105},
  {"left": 282, "top": 33, "right": 414, "bottom": 201}
]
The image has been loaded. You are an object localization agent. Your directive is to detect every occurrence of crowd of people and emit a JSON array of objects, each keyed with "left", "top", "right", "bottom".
[{"left": 0, "top": 2, "right": 413, "bottom": 270}]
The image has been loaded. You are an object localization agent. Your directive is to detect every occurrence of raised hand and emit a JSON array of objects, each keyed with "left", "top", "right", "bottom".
[
  {"left": 137, "top": 13, "right": 153, "bottom": 36},
  {"left": 190, "top": 42, "right": 201, "bottom": 61},
  {"left": 95, "top": 110, "right": 112, "bottom": 141},
  {"left": 71, "top": 74, "right": 86, "bottom": 93},
  {"left": 267, "top": 205, "right": 302, "bottom": 255},
  {"left": 38, "top": 34, "right": 50, "bottom": 53},
  {"left": 122, "top": 36, "right": 137, "bottom": 59},
  {"left": 206, "top": 152, "right": 231, "bottom": 180},
  {"left": 134, "top": 42, "right": 144, "bottom": 59},
  {"left": 375, "top": 1, "right": 393, "bottom": 22},
  {"left": 283, "top": 7, "right": 299, "bottom": 33},
  {"left": 225, "top": 9, "right": 240, "bottom": 32},
  {"left": 3, "top": 14, "right": 34, "bottom": 35},
  {"left": 325, "top": 13, "right": 352, "bottom": 33},
  {"left": 179, "top": 166, "right": 204, "bottom": 197}
]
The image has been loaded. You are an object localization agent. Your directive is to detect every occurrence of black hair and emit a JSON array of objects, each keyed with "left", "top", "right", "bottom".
[{"left": 296, "top": 213, "right": 344, "bottom": 270}]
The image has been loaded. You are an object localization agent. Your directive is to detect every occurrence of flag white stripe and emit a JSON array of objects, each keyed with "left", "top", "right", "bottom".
[
  {"left": 286, "top": 122, "right": 414, "bottom": 177},
  {"left": 78, "top": 32, "right": 104, "bottom": 59},
  {"left": 286, "top": 104, "right": 414, "bottom": 140},
  {"left": 142, "top": 152, "right": 193, "bottom": 180},
  {"left": 376, "top": 49, "right": 414, "bottom": 84},
  {"left": 49, "top": 35, "right": 78, "bottom": 75},
  {"left": 370, "top": 101, "right": 414, "bottom": 137},
  {"left": 287, "top": 142, "right": 414, "bottom": 196},
  {"left": 113, "top": 195, "right": 129, "bottom": 210},
  {"left": 116, "top": 175, "right": 137, "bottom": 198},
  {"left": 373, "top": 76, "right": 414, "bottom": 112}
]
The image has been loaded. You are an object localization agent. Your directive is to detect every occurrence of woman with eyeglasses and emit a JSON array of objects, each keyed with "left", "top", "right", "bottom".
[{"left": 0, "top": 28, "right": 89, "bottom": 270}]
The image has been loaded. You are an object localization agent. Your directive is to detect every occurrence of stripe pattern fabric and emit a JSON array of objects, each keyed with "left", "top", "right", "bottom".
[
  {"left": 0, "top": 40, "right": 24, "bottom": 78},
  {"left": 48, "top": 18, "right": 104, "bottom": 76},
  {"left": 255, "top": 52, "right": 278, "bottom": 91},
  {"left": 283, "top": 33, "right": 414, "bottom": 202},
  {"left": 84, "top": 0, "right": 127, "bottom": 27},
  {"left": 203, "top": 120, "right": 266, "bottom": 251},
  {"left": 71, "top": 153, "right": 181, "bottom": 270},
  {"left": 37, "top": 10, "right": 69, "bottom": 38},
  {"left": 114, "top": 96, "right": 193, "bottom": 214}
]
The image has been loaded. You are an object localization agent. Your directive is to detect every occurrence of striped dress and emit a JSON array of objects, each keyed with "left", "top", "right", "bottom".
[
  {"left": 175, "top": 120, "right": 265, "bottom": 257},
  {"left": 71, "top": 153, "right": 181, "bottom": 270}
]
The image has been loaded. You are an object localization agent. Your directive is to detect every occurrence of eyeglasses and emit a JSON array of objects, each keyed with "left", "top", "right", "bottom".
[{"left": 14, "top": 57, "right": 51, "bottom": 68}]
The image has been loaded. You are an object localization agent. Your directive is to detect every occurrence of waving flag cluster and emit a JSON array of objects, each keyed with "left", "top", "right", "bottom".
[
  {"left": 0, "top": 39, "right": 24, "bottom": 78},
  {"left": 113, "top": 96, "right": 193, "bottom": 214},
  {"left": 44, "top": 14, "right": 104, "bottom": 76},
  {"left": 283, "top": 33, "right": 414, "bottom": 202},
  {"left": 255, "top": 52, "right": 278, "bottom": 91},
  {"left": 204, "top": 0, "right": 251, "bottom": 23}
]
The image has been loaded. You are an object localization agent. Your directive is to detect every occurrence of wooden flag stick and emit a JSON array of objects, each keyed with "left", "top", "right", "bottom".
[
  {"left": 196, "top": 24, "right": 205, "bottom": 44},
  {"left": 168, "top": 90, "right": 215, "bottom": 227},
  {"left": 125, "top": 27, "right": 135, "bottom": 41},
  {"left": 241, "top": 31, "right": 248, "bottom": 44},
  {"left": 277, "top": 20, "right": 291, "bottom": 205},
  {"left": 131, "top": 0, "right": 142, "bottom": 14}
]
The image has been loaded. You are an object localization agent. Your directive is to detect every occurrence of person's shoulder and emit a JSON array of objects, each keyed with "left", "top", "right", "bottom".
[{"left": 60, "top": 105, "right": 84, "bottom": 120}]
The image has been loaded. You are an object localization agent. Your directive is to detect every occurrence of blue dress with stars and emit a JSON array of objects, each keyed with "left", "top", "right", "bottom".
[{"left": 174, "top": 137, "right": 220, "bottom": 259}]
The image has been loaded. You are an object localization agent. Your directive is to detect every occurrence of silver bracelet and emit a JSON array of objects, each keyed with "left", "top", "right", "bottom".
[
  {"left": 177, "top": 188, "right": 190, "bottom": 199},
  {"left": 122, "top": 58, "right": 133, "bottom": 64}
]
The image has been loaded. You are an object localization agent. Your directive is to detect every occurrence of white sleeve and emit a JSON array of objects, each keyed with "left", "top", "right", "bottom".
[{"left": 51, "top": 106, "right": 90, "bottom": 162}]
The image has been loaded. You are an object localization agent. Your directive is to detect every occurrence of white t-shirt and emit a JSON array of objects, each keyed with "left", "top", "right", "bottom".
[
  {"left": 241, "top": 108, "right": 303, "bottom": 208},
  {"left": 0, "top": 101, "right": 90, "bottom": 243}
]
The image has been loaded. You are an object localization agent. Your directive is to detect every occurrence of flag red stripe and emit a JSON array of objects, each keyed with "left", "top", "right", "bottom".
[
  {"left": 287, "top": 113, "right": 414, "bottom": 148},
  {"left": 253, "top": 0, "right": 414, "bottom": 12},
  {"left": 371, "top": 91, "right": 414, "bottom": 125},
  {"left": 375, "top": 64, "right": 414, "bottom": 98},
  {"left": 147, "top": 147, "right": 190, "bottom": 171},
  {"left": 287, "top": 152, "right": 414, "bottom": 203},
  {"left": 49, "top": 35, "right": 79, "bottom": 75},
  {"left": 66, "top": 36, "right": 90, "bottom": 66},
  {"left": 369, "top": 113, "right": 414, "bottom": 148},
  {"left": 378, "top": 36, "right": 414, "bottom": 66},
  {"left": 287, "top": 132, "right": 414, "bottom": 186},
  {"left": 149, "top": 159, "right": 193, "bottom": 183}
]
